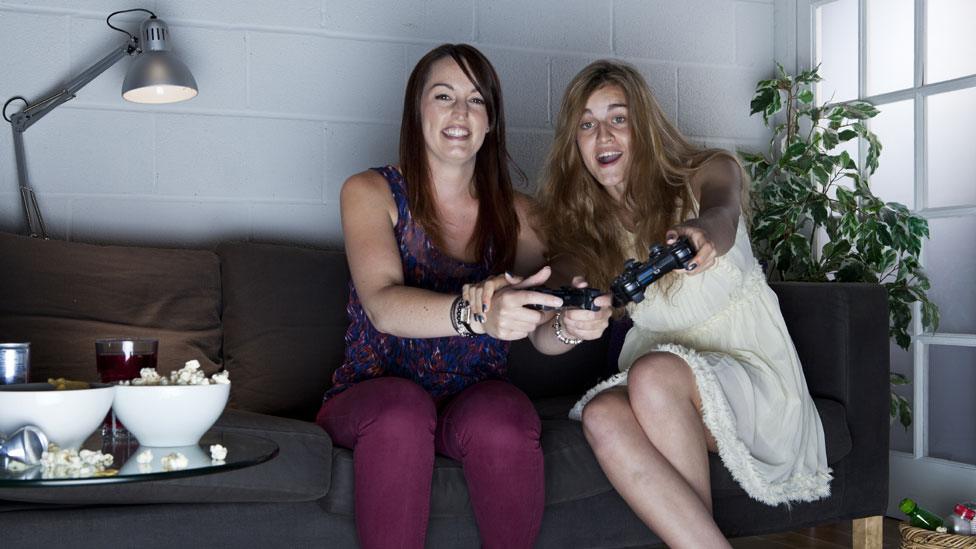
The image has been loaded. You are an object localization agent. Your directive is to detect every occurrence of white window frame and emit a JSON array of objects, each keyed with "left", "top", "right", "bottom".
[{"left": 797, "top": 0, "right": 976, "bottom": 516}]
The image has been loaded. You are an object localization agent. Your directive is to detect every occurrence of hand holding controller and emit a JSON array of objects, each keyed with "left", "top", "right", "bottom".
[
  {"left": 525, "top": 286, "right": 603, "bottom": 311},
  {"left": 610, "top": 236, "right": 696, "bottom": 306}
]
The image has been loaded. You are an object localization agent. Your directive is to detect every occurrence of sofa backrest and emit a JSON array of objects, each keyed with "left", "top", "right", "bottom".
[
  {"left": 217, "top": 241, "right": 613, "bottom": 419},
  {"left": 0, "top": 233, "right": 613, "bottom": 422},
  {"left": 216, "top": 241, "right": 350, "bottom": 421},
  {"left": 0, "top": 232, "right": 222, "bottom": 382}
]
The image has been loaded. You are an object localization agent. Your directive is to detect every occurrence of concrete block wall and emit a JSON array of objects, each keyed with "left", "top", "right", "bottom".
[{"left": 0, "top": 0, "right": 777, "bottom": 248}]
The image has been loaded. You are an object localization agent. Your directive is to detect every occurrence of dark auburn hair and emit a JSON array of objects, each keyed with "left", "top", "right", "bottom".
[{"left": 399, "top": 43, "right": 520, "bottom": 273}]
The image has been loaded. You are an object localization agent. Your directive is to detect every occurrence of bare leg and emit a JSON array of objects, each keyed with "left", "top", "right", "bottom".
[
  {"left": 582, "top": 387, "right": 729, "bottom": 549},
  {"left": 627, "top": 351, "right": 717, "bottom": 510}
]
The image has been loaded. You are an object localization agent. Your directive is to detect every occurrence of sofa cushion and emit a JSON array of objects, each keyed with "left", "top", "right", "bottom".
[
  {"left": 507, "top": 336, "right": 612, "bottom": 400},
  {"left": 0, "top": 233, "right": 221, "bottom": 381},
  {"left": 217, "top": 242, "right": 350, "bottom": 421},
  {"left": 317, "top": 394, "right": 852, "bottom": 518},
  {"left": 0, "top": 409, "right": 332, "bottom": 508}
]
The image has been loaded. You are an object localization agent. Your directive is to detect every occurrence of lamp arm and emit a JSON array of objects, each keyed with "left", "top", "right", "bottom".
[
  {"left": 10, "top": 40, "right": 137, "bottom": 133},
  {"left": 7, "top": 38, "right": 137, "bottom": 239}
]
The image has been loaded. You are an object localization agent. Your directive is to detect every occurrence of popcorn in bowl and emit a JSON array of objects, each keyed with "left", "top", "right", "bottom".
[
  {"left": 112, "top": 361, "right": 231, "bottom": 447},
  {"left": 120, "top": 360, "right": 231, "bottom": 386}
]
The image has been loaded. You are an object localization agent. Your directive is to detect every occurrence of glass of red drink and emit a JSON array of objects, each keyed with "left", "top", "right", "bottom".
[{"left": 95, "top": 338, "right": 158, "bottom": 440}]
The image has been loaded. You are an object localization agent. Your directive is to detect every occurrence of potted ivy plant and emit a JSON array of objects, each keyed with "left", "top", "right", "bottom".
[{"left": 740, "top": 65, "right": 939, "bottom": 429}]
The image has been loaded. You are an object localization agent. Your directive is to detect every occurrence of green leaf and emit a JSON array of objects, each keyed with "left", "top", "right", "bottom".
[
  {"left": 797, "top": 89, "right": 815, "bottom": 103},
  {"left": 782, "top": 141, "right": 807, "bottom": 162},
  {"left": 751, "top": 87, "right": 778, "bottom": 119},
  {"left": 898, "top": 396, "right": 912, "bottom": 430},
  {"left": 822, "top": 128, "right": 839, "bottom": 150},
  {"left": 836, "top": 187, "right": 856, "bottom": 210},
  {"left": 891, "top": 372, "right": 910, "bottom": 386},
  {"left": 838, "top": 129, "right": 858, "bottom": 142}
]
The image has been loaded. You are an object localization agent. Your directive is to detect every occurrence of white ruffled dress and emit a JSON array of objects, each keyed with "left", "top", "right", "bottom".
[{"left": 569, "top": 217, "right": 832, "bottom": 506}]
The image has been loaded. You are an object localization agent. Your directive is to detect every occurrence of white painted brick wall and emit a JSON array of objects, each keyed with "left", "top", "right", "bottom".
[{"left": 0, "top": 0, "right": 778, "bottom": 247}]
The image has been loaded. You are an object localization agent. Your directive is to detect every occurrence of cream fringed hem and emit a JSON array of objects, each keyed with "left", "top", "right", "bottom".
[{"left": 568, "top": 342, "right": 833, "bottom": 506}]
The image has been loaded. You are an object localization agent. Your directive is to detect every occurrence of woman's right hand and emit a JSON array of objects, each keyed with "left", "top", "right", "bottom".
[{"left": 464, "top": 266, "right": 563, "bottom": 340}]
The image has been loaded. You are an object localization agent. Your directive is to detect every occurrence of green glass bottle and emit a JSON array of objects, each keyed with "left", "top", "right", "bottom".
[{"left": 900, "top": 498, "right": 945, "bottom": 531}]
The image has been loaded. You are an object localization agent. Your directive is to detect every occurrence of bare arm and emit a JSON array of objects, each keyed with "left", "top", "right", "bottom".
[
  {"left": 341, "top": 170, "right": 459, "bottom": 338},
  {"left": 343, "top": 172, "right": 561, "bottom": 339},
  {"left": 667, "top": 156, "right": 743, "bottom": 272}
]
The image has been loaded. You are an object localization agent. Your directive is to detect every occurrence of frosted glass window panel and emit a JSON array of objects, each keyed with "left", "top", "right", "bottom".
[
  {"left": 868, "top": 99, "right": 915, "bottom": 209},
  {"left": 889, "top": 341, "right": 914, "bottom": 454},
  {"left": 866, "top": 0, "right": 913, "bottom": 95},
  {"left": 925, "top": 216, "right": 976, "bottom": 333},
  {"left": 926, "top": 0, "right": 976, "bottom": 84},
  {"left": 928, "top": 345, "right": 976, "bottom": 464},
  {"left": 927, "top": 87, "right": 976, "bottom": 208},
  {"left": 815, "top": 0, "right": 858, "bottom": 104}
]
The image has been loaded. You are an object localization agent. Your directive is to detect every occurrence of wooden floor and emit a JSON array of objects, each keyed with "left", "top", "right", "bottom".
[{"left": 727, "top": 517, "right": 903, "bottom": 548}]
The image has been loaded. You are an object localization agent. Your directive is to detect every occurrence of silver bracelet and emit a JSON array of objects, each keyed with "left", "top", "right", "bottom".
[
  {"left": 553, "top": 312, "right": 583, "bottom": 345},
  {"left": 451, "top": 295, "right": 474, "bottom": 337}
]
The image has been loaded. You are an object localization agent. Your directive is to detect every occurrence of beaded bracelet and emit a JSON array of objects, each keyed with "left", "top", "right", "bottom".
[
  {"left": 450, "top": 295, "right": 475, "bottom": 337},
  {"left": 553, "top": 312, "right": 583, "bottom": 345}
]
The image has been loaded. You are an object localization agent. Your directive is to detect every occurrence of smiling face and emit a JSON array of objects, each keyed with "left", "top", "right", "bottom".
[
  {"left": 576, "top": 84, "right": 632, "bottom": 200},
  {"left": 420, "top": 57, "right": 489, "bottom": 170}
]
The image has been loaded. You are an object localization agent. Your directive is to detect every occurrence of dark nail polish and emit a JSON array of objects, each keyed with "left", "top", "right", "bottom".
[
  {"left": 477, "top": 314, "right": 486, "bottom": 323},
  {"left": 482, "top": 303, "right": 487, "bottom": 313},
  {"left": 686, "top": 262, "right": 698, "bottom": 271}
]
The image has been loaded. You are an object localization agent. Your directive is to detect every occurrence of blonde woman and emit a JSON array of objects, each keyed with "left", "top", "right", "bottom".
[{"left": 536, "top": 60, "right": 831, "bottom": 548}]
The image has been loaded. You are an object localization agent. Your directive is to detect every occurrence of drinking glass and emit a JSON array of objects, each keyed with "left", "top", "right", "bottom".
[{"left": 95, "top": 338, "right": 158, "bottom": 440}]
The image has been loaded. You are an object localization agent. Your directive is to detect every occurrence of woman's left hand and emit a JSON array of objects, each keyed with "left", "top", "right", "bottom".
[
  {"left": 558, "top": 276, "right": 613, "bottom": 341},
  {"left": 665, "top": 221, "right": 718, "bottom": 275}
]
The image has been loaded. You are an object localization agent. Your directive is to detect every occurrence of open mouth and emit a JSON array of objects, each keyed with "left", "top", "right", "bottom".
[
  {"left": 443, "top": 126, "right": 470, "bottom": 139},
  {"left": 597, "top": 151, "right": 623, "bottom": 166}
]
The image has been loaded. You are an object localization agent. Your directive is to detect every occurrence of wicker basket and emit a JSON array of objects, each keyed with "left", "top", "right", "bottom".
[{"left": 900, "top": 522, "right": 976, "bottom": 549}]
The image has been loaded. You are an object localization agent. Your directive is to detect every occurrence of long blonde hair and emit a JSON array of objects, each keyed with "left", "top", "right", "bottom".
[{"left": 537, "top": 60, "right": 738, "bottom": 291}]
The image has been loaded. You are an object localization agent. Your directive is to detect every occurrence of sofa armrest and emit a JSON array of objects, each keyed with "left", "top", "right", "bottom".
[{"left": 770, "top": 281, "right": 889, "bottom": 518}]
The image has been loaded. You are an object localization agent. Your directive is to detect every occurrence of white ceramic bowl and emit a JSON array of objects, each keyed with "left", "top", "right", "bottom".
[
  {"left": 0, "top": 383, "right": 115, "bottom": 450},
  {"left": 112, "top": 383, "right": 230, "bottom": 447}
]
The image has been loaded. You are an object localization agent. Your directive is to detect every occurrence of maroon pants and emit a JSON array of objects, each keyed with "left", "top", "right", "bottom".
[{"left": 316, "top": 377, "right": 544, "bottom": 549}]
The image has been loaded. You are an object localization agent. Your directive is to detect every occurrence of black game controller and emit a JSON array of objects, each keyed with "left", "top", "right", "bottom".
[
  {"left": 610, "top": 236, "right": 696, "bottom": 306},
  {"left": 525, "top": 286, "right": 603, "bottom": 311}
]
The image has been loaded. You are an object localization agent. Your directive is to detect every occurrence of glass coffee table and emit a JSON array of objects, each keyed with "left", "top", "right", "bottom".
[{"left": 0, "top": 430, "right": 278, "bottom": 487}]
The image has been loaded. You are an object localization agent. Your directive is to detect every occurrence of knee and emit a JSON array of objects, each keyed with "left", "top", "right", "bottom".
[
  {"left": 466, "top": 383, "right": 540, "bottom": 454},
  {"left": 580, "top": 391, "right": 630, "bottom": 447},
  {"left": 627, "top": 352, "right": 692, "bottom": 407},
  {"left": 362, "top": 378, "right": 436, "bottom": 440}
]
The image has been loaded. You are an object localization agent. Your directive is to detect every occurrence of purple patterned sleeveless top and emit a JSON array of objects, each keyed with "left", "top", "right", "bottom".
[{"left": 324, "top": 166, "right": 511, "bottom": 401}]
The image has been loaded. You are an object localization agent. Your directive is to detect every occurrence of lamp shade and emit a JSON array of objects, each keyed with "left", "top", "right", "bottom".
[{"left": 121, "top": 17, "right": 197, "bottom": 104}]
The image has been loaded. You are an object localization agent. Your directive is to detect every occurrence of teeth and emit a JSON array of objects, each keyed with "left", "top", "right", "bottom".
[
  {"left": 598, "top": 152, "right": 622, "bottom": 163},
  {"left": 444, "top": 127, "right": 470, "bottom": 137}
]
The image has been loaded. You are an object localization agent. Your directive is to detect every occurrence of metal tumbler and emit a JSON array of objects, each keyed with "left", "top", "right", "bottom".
[{"left": 0, "top": 343, "right": 30, "bottom": 385}]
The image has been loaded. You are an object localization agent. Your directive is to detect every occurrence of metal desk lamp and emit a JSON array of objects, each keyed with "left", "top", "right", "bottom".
[{"left": 2, "top": 8, "right": 198, "bottom": 239}]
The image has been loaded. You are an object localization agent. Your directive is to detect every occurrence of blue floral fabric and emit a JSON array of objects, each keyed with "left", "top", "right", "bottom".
[{"left": 324, "top": 166, "right": 510, "bottom": 401}]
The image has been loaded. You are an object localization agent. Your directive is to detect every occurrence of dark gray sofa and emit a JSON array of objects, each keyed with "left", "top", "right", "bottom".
[{"left": 0, "top": 232, "right": 889, "bottom": 548}]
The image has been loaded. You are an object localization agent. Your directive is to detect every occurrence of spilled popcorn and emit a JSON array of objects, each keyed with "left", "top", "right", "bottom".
[
  {"left": 136, "top": 449, "right": 154, "bottom": 464},
  {"left": 40, "top": 444, "right": 115, "bottom": 478},
  {"left": 161, "top": 452, "right": 189, "bottom": 471},
  {"left": 209, "top": 444, "right": 227, "bottom": 463},
  {"left": 119, "top": 360, "right": 231, "bottom": 386}
]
